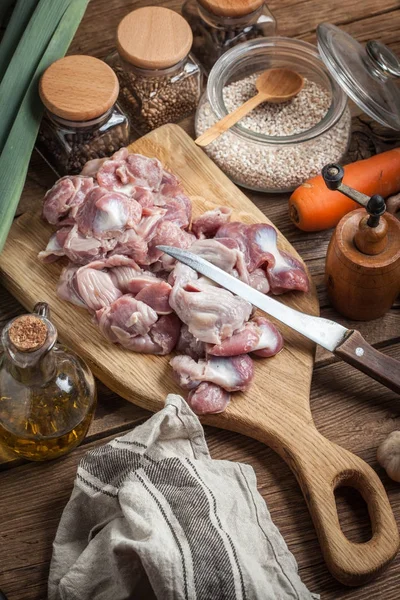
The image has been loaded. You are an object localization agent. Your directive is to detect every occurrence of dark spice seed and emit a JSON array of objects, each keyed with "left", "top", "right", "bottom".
[
  {"left": 36, "top": 106, "right": 130, "bottom": 176},
  {"left": 182, "top": 1, "right": 276, "bottom": 73}
]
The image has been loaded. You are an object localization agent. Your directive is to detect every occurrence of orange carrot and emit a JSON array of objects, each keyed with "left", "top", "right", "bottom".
[{"left": 289, "top": 148, "right": 400, "bottom": 232}]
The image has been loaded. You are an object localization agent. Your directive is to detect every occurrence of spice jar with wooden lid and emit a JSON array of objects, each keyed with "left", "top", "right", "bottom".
[
  {"left": 36, "top": 55, "right": 130, "bottom": 176},
  {"left": 0, "top": 303, "right": 96, "bottom": 461},
  {"left": 106, "top": 6, "right": 204, "bottom": 136},
  {"left": 182, "top": 0, "right": 276, "bottom": 73}
]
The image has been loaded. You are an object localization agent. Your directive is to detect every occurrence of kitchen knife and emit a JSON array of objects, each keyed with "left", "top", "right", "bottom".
[{"left": 158, "top": 245, "right": 400, "bottom": 394}]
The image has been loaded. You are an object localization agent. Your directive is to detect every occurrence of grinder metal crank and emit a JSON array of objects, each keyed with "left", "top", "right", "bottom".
[{"left": 322, "top": 163, "right": 400, "bottom": 321}]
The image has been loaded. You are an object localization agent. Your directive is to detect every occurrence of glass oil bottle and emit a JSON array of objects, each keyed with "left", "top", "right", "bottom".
[{"left": 0, "top": 303, "right": 96, "bottom": 461}]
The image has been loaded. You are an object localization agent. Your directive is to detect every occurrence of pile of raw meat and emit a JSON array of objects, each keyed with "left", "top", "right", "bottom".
[{"left": 39, "top": 148, "right": 309, "bottom": 415}]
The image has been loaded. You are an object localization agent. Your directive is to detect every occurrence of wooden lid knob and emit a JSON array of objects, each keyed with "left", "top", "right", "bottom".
[
  {"left": 354, "top": 214, "right": 389, "bottom": 255},
  {"left": 198, "top": 0, "right": 263, "bottom": 17},
  {"left": 117, "top": 7, "right": 193, "bottom": 70},
  {"left": 40, "top": 55, "right": 119, "bottom": 121},
  {"left": 8, "top": 315, "right": 48, "bottom": 352}
]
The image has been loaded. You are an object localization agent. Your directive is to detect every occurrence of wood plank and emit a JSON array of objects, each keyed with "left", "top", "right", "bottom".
[
  {"left": 64, "top": 0, "right": 400, "bottom": 59},
  {"left": 0, "top": 345, "right": 398, "bottom": 599},
  {"left": 301, "top": 10, "right": 400, "bottom": 56},
  {"left": 1, "top": 0, "right": 400, "bottom": 596},
  {"left": 270, "top": 0, "right": 399, "bottom": 39},
  {"left": 310, "top": 343, "right": 400, "bottom": 454},
  {"left": 0, "top": 287, "right": 24, "bottom": 327},
  {"left": 300, "top": 566, "right": 400, "bottom": 600}
]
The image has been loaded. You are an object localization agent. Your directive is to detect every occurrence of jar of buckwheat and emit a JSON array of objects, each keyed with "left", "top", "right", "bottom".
[{"left": 106, "top": 6, "right": 204, "bottom": 136}]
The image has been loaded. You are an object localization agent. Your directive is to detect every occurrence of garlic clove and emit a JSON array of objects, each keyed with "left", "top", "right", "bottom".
[{"left": 377, "top": 431, "right": 400, "bottom": 483}]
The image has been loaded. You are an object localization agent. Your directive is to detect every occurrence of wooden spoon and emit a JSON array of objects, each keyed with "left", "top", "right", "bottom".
[{"left": 195, "top": 68, "right": 304, "bottom": 147}]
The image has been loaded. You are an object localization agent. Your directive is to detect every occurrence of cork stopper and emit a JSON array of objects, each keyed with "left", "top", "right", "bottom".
[
  {"left": 8, "top": 316, "right": 48, "bottom": 352},
  {"left": 198, "top": 0, "right": 263, "bottom": 18},
  {"left": 117, "top": 7, "right": 193, "bottom": 70},
  {"left": 39, "top": 55, "right": 119, "bottom": 121}
]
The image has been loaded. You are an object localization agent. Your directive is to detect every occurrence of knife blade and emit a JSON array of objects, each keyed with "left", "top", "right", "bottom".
[
  {"left": 158, "top": 245, "right": 347, "bottom": 351},
  {"left": 158, "top": 245, "right": 400, "bottom": 394}
]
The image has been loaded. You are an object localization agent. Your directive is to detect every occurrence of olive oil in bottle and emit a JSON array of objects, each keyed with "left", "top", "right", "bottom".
[{"left": 0, "top": 303, "right": 96, "bottom": 461}]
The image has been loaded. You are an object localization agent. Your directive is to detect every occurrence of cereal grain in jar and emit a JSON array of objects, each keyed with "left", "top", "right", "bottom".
[
  {"left": 106, "top": 7, "right": 204, "bottom": 136},
  {"left": 195, "top": 38, "right": 352, "bottom": 193}
]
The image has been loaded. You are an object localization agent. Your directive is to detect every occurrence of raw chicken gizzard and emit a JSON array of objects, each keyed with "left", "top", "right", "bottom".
[{"left": 40, "top": 148, "right": 309, "bottom": 414}]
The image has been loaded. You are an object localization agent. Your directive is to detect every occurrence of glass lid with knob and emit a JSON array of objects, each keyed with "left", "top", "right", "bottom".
[{"left": 317, "top": 23, "right": 400, "bottom": 130}]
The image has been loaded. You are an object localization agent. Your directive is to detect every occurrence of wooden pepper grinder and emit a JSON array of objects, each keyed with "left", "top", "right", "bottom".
[{"left": 322, "top": 163, "right": 400, "bottom": 321}]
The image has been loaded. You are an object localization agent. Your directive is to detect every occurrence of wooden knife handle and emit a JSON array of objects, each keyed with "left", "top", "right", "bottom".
[
  {"left": 282, "top": 428, "right": 400, "bottom": 586},
  {"left": 335, "top": 330, "right": 400, "bottom": 394}
]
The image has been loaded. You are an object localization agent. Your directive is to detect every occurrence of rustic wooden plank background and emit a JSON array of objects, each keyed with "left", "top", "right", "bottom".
[{"left": 0, "top": 0, "right": 399, "bottom": 598}]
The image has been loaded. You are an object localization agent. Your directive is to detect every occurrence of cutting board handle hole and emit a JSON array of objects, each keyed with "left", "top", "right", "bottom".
[{"left": 334, "top": 486, "right": 373, "bottom": 544}]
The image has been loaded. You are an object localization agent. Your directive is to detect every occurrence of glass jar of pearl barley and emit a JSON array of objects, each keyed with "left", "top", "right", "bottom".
[
  {"left": 106, "top": 6, "right": 204, "bottom": 137},
  {"left": 37, "top": 55, "right": 130, "bottom": 176},
  {"left": 195, "top": 38, "right": 351, "bottom": 193}
]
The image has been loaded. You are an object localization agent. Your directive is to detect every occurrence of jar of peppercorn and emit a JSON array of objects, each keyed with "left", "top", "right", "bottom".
[
  {"left": 106, "top": 6, "right": 204, "bottom": 136},
  {"left": 36, "top": 55, "right": 130, "bottom": 176},
  {"left": 182, "top": 0, "right": 276, "bottom": 73}
]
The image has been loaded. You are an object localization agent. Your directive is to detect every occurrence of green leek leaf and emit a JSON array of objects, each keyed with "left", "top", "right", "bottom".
[
  {"left": 0, "top": 0, "right": 16, "bottom": 30},
  {"left": 0, "top": 0, "right": 40, "bottom": 81},
  {"left": 0, "top": 0, "right": 90, "bottom": 253},
  {"left": 0, "top": 0, "right": 73, "bottom": 151}
]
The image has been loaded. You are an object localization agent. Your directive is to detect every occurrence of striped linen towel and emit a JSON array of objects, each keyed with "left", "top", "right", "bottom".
[{"left": 48, "top": 394, "right": 319, "bottom": 600}]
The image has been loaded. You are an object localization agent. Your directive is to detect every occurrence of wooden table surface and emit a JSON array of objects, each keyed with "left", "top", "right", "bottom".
[{"left": 1, "top": 0, "right": 400, "bottom": 598}]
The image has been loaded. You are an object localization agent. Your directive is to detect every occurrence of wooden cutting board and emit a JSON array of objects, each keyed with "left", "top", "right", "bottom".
[{"left": 0, "top": 124, "right": 398, "bottom": 585}]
